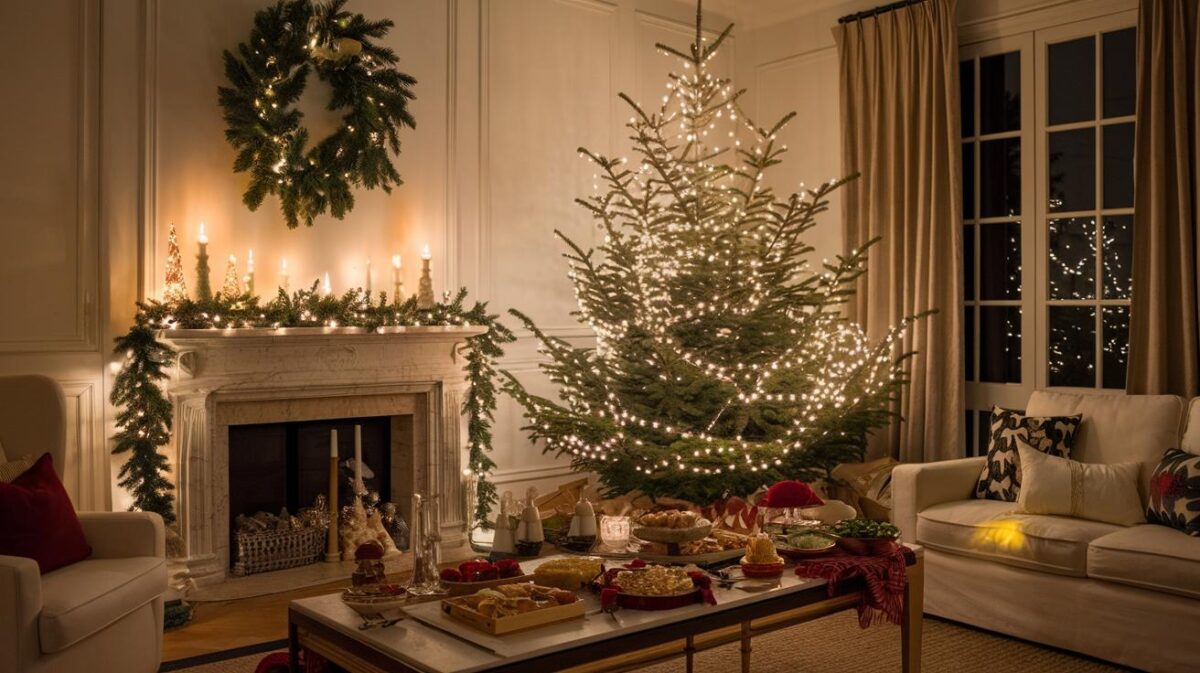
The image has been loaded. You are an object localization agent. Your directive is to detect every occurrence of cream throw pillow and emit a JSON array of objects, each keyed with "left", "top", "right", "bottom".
[
  {"left": 1016, "top": 441, "right": 1145, "bottom": 526},
  {"left": 0, "top": 453, "right": 35, "bottom": 483}
]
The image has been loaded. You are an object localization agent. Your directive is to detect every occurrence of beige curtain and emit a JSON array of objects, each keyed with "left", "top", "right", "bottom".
[
  {"left": 834, "top": 0, "right": 963, "bottom": 462},
  {"left": 1127, "top": 0, "right": 1200, "bottom": 396}
]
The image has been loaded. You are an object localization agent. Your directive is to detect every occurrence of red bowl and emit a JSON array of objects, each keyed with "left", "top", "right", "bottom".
[
  {"left": 740, "top": 560, "right": 786, "bottom": 578},
  {"left": 835, "top": 535, "right": 899, "bottom": 556}
]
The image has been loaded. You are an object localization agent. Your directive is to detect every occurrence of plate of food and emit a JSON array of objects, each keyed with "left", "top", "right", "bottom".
[
  {"left": 776, "top": 530, "right": 836, "bottom": 558},
  {"left": 595, "top": 561, "right": 716, "bottom": 610},
  {"left": 439, "top": 559, "right": 532, "bottom": 595},
  {"left": 342, "top": 583, "right": 408, "bottom": 620},
  {"left": 739, "top": 534, "right": 786, "bottom": 578},
  {"left": 829, "top": 519, "right": 901, "bottom": 556},
  {"left": 632, "top": 509, "right": 713, "bottom": 546},
  {"left": 639, "top": 528, "right": 748, "bottom": 564},
  {"left": 532, "top": 557, "right": 605, "bottom": 590},
  {"left": 441, "top": 582, "right": 584, "bottom": 635}
]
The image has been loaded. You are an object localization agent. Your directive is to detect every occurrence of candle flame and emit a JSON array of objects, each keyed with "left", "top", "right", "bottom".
[
  {"left": 421, "top": 244, "right": 431, "bottom": 260},
  {"left": 198, "top": 222, "right": 208, "bottom": 244},
  {"left": 281, "top": 257, "right": 288, "bottom": 271},
  {"left": 323, "top": 272, "right": 332, "bottom": 295}
]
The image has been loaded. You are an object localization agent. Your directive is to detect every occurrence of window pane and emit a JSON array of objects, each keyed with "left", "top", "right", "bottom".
[
  {"left": 963, "top": 224, "right": 976, "bottom": 299},
  {"left": 1049, "top": 128, "right": 1096, "bottom": 212},
  {"left": 980, "top": 221, "right": 1021, "bottom": 300},
  {"left": 1103, "top": 215, "right": 1133, "bottom": 299},
  {"left": 962, "top": 143, "right": 975, "bottom": 219},
  {"left": 1049, "top": 37, "right": 1096, "bottom": 125},
  {"left": 981, "top": 306, "right": 1021, "bottom": 383},
  {"left": 981, "top": 138, "right": 1021, "bottom": 217},
  {"left": 1049, "top": 306, "right": 1097, "bottom": 387},
  {"left": 1103, "top": 123, "right": 1135, "bottom": 209},
  {"left": 965, "top": 410, "right": 975, "bottom": 456},
  {"left": 1049, "top": 217, "right": 1097, "bottom": 300},
  {"left": 1103, "top": 306, "right": 1129, "bottom": 389},
  {"left": 960, "top": 60, "right": 975, "bottom": 138},
  {"left": 978, "top": 409, "right": 991, "bottom": 455},
  {"left": 1103, "top": 28, "right": 1136, "bottom": 118},
  {"left": 965, "top": 306, "right": 976, "bottom": 381},
  {"left": 980, "top": 51, "right": 1021, "bottom": 134}
]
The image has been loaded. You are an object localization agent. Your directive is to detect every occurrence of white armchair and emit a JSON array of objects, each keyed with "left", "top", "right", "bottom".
[{"left": 0, "top": 375, "right": 166, "bottom": 673}]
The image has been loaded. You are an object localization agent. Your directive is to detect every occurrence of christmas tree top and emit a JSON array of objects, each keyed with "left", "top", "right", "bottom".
[{"left": 502, "top": 1, "right": 922, "bottom": 503}]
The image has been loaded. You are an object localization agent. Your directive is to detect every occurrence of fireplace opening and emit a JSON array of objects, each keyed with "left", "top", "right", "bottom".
[{"left": 227, "top": 415, "right": 395, "bottom": 569}]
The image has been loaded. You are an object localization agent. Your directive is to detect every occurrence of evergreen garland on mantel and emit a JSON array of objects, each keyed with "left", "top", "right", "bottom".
[{"left": 110, "top": 285, "right": 514, "bottom": 530}]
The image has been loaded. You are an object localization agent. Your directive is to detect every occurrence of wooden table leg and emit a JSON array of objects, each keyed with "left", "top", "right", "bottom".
[
  {"left": 685, "top": 635, "right": 696, "bottom": 673},
  {"left": 288, "top": 618, "right": 299, "bottom": 673},
  {"left": 902, "top": 556, "right": 924, "bottom": 673},
  {"left": 740, "top": 621, "right": 751, "bottom": 673}
]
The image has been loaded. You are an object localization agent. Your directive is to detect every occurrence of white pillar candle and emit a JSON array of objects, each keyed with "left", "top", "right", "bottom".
[
  {"left": 365, "top": 258, "right": 372, "bottom": 295},
  {"left": 245, "top": 249, "right": 255, "bottom": 295},
  {"left": 323, "top": 272, "right": 332, "bottom": 296},
  {"left": 354, "top": 424, "right": 363, "bottom": 494}
]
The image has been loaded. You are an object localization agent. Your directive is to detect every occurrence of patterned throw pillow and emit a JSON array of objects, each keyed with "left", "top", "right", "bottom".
[
  {"left": 0, "top": 453, "right": 34, "bottom": 483},
  {"left": 974, "top": 406, "right": 1082, "bottom": 502},
  {"left": 1147, "top": 448, "right": 1200, "bottom": 537}
]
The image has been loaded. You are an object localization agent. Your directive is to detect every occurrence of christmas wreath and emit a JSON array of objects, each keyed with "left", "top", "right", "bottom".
[{"left": 218, "top": 0, "right": 417, "bottom": 228}]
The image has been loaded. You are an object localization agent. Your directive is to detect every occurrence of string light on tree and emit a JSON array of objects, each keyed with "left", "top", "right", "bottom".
[
  {"left": 162, "top": 223, "right": 188, "bottom": 303},
  {"left": 221, "top": 254, "right": 242, "bottom": 297},
  {"left": 501, "top": 2, "right": 926, "bottom": 502}
]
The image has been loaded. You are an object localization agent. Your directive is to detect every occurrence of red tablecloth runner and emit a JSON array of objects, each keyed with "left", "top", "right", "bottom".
[{"left": 793, "top": 545, "right": 916, "bottom": 628}]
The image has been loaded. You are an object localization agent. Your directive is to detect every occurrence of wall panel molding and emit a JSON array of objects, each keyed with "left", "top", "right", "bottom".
[{"left": 60, "top": 379, "right": 108, "bottom": 510}]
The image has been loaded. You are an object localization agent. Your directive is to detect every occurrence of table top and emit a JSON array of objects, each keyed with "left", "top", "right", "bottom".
[{"left": 290, "top": 554, "right": 846, "bottom": 673}]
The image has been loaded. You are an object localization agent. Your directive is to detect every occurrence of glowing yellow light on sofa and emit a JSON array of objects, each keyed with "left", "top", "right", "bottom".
[{"left": 971, "top": 519, "right": 1028, "bottom": 551}]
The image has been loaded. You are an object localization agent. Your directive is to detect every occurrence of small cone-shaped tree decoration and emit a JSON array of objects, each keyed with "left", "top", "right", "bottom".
[
  {"left": 221, "top": 255, "right": 242, "bottom": 297},
  {"left": 162, "top": 223, "right": 188, "bottom": 303}
]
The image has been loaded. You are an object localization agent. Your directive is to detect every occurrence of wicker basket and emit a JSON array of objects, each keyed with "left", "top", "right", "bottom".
[{"left": 232, "top": 526, "right": 327, "bottom": 576}]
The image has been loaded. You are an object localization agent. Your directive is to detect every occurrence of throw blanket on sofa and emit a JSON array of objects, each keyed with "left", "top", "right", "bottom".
[{"left": 794, "top": 546, "right": 915, "bottom": 627}]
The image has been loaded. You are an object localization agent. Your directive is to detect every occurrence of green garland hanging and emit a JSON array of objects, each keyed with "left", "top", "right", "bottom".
[
  {"left": 218, "top": 0, "right": 417, "bottom": 228},
  {"left": 110, "top": 286, "right": 514, "bottom": 530}
]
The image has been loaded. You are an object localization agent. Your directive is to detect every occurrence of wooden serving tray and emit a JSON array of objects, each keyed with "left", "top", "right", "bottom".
[
  {"left": 441, "top": 573, "right": 535, "bottom": 596},
  {"left": 441, "top": 593, "right": 585, "bottom": 635}
]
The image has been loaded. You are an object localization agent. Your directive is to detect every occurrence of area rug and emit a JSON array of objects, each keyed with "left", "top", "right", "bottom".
[{"left": 160, "top": 611, "right": 1133, "bottom": 672}]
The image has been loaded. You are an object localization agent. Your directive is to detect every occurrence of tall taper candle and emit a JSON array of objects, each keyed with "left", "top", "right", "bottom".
[
  {"left": 353, "top": 424, "right": 363, "bottom": 497},
  {"left": 323, "top": 272, "right": 332, "bottom": 296},
  {"left": 417, "top": 244, "right": 434, "bottom": 309},
  {"left": 325, "top": 429, "right": 339, "bottom": 562},
  {"left": 365, "top": 258, "right": 372, "bottom": 296},
  {"left": 245, "top": 249, "right": 255, "bottom": 295},
  {"left": 280, "top": 258, "right": 290, "bottom": 293},
  {"left": 392, "top": 254, "right": 403, "bottom": 304},
  {"left": 195, "top": 222, "right": 213, "bottom": 302}
]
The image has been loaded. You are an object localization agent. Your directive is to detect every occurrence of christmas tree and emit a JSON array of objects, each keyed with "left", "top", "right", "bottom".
[
  {"left": 221, "top": 255, "right": 242, "bottom": 298},
  {"left": 162, "top": 223, "right": 188, "bottom": 303},
  {"left": 502, "top": 4, "right": 921, "bottom": 503}
]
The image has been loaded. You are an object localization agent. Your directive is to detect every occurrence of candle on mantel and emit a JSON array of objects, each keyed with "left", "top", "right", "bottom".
[
  {"left": 391, "top": 254, "right": 403, "bottom": 303},
  {"left": 280, "top": 257, "right": 289, "bottom": 293},
  {"left": 416, "top": 244, "right": 434, "bottom": 309},
  {"left": 365, "top": 258, "right": 372, "bottom": 296},
  {"left": 245, "top": 249, "right": 255, "bottom": 295},
  {"left": 325, "top": 428, "right": 339, "bottom": 563},
  {"left": 323, "top": 271, "right": 332, "bottom": 296},
  {"left": 353, "top": 424, "right": 363, "bottom": 497}
]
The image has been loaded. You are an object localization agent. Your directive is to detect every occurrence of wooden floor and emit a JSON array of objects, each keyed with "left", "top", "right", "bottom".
[{"left": 163, "top": 580, "right": 347, "bottom": 662}]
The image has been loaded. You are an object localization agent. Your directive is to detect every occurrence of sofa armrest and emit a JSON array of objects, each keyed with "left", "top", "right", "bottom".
[
  {"left": 77, "top": 512, "right": 165, "bottom": 559},
  {"left": 0, "top": 555, "right": 42, "bottom": 673},
  {"left": 892, "top": 457, "right": 985, "bottom": 544}
]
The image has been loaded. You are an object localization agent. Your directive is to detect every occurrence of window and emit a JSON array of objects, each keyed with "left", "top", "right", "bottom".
[{"left": 960, "top": 11, "right": 1136, "bottom": 456}]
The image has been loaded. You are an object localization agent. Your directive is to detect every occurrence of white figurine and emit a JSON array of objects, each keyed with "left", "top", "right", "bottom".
[
  {"left": 491, "top": 491, "right": 517, "bottom": 554},
  {"left": 518, "top": 487, "right": 544, "bottom": 544},
  {"left": 568, "top": 491, "right": 597, "bottom": 538}
]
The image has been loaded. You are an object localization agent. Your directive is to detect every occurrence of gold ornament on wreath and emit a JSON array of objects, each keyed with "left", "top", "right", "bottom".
[{"left": 218, "top": 0, "right": 417, "bottom": 228}]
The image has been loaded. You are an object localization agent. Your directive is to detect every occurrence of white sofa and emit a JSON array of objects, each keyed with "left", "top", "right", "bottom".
[
  {"left": 894, "top": 390, "right": 1200, "bottom": 673},
  {"left": 0, "top": 375, "right": 166, "bottom": 673}
]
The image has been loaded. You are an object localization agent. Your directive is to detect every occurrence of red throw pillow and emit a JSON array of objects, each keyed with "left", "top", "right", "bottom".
[{"left": 0, "top": 453, "right": 91, "bottom": 573}]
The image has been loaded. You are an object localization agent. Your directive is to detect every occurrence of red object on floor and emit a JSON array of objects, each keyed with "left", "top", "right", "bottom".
[
  {"left": 793, "top": 546, "right": 915, "bottom": 628},
  {"left": 256, "top": 650, "right": 330, "bottom": 673},
  {"left": 0, "top": 453, "right": 91, "bottom": 573}
]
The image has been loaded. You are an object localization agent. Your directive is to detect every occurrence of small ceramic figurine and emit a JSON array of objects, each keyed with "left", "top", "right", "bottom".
[
  {"left": 566, "top": 490, "right": 597, "bottom": 550},
  {"left": 491, "top": 491, "right": 517, "bottom": 555},
  {"left": 516, "top": 487, "right": 544, "bottom": 556}
]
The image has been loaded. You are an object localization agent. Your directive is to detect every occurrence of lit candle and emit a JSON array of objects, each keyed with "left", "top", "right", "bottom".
[
  {"left": 245, "top": 249, "right": 255, "bottom": 295},
  {"left": 353, "top": 424, "right": 363, "bottom": 496},
  {"left": 198, "top": 222, "right": 208, "bottom": 246},
  {"left": 421, "top": 244, "right": 432, "bottom": 261},
  {"left": 417, "top": 244, "right": 434, "bottom": 309},
  {"left": 365, "top": 258, "right": 372, "bottom": 295},
  {"left": 392, "top": 254, "right": 402, "bottom": 303},
  {"left": 280, "top": 257, "right": 289, "bottom": 293},
  {"left": 323, "top": 271, "right": 332, "bottom": 296}
]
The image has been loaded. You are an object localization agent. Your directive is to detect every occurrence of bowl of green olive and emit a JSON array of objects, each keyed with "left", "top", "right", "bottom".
[{"left": 829, "top": 519, "right": 901, "bottom": 556}]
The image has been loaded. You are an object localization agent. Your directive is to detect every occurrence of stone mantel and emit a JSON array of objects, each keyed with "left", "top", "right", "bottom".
[{"left": 162, "top": 326, "right": 484, "bottom": 589}]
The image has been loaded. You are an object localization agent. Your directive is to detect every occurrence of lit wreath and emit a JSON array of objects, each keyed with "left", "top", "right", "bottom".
[{"left": 218, "top": 0, "right": 417, "bottom": 228}]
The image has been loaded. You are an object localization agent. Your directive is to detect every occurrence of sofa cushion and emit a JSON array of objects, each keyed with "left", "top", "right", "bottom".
[
  {"left": 1025, "top": 391, "right": 1184, "bottom": 496},
  {"left": 38, "top": 556, "right": 166, "bottom": 653},
  {"left": 974, "top": 406, "right": 1081, "bottom": 502},
  {"left": 916, "top": 499, "right": 1123, "bottom": 576},
  {"left": 1088, "top": 524, "right": 1200, "bottom": 600},
  {"left": 1146, "top": 448, "right": 1200, "bottom": 536}
]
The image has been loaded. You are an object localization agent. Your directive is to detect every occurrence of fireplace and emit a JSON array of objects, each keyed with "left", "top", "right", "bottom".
[
  {"left": 159, "top": 326, "right": 484, "bottom": 588},
  {"left": 227, "top": 415, "right": 398, "bottom": 569}
]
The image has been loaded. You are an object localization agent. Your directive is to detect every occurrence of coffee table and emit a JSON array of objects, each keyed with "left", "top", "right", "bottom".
[{"left": 288, "top": 547, "right": 923, "bottom": 673}]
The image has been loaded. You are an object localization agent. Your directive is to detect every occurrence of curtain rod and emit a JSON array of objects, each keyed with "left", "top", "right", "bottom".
[{"left": 837, "top": 0, "right": 927, "bottom": 24}]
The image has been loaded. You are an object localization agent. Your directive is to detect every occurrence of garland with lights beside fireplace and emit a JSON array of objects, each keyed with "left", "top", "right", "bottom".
[{"left": 110, "top": 282, "right": 514, "bottom": 549}]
